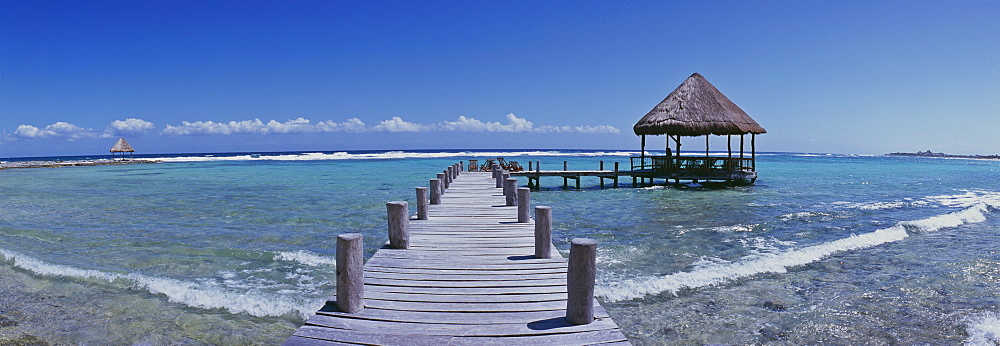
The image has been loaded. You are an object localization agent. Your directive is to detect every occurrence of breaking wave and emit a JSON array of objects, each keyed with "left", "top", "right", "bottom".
[
  {"left": 596, "top": 202, "right": 997, "bottom": 302},
  {"left": 0, "top": 248, "right": 324, "bottom": 318},
  {"left": 274, "top": 250, "right": 337, "bottom": 267},
  {"left": 964, "top": 312, "right": 1000, "bottom": 345}
]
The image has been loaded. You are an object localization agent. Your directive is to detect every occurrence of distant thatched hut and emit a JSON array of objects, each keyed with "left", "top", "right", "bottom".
[
  {"left": 631, "top": 73, "right": 766, "bottom": 184},
  {"left": 110, "top": 138, "right": 135, "bottom": 160}
]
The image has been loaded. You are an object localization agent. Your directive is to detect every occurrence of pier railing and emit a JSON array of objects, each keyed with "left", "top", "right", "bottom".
[{"left": 630, "top": 155, "right": 754, "bottom": 172}]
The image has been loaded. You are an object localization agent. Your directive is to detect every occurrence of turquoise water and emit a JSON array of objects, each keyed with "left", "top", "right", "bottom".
[{"left": 1, "top": 151, "right": 999, "bottom": 344}]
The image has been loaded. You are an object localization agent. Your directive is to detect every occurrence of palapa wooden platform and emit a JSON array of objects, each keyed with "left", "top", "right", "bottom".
[{"left": 285, "top": 171, "right": 629, "bottom": 345}]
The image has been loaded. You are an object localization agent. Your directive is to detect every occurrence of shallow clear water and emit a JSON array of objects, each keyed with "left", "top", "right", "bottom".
[{"left": 1, "top": 151, "right": 998, "bottom": 344}]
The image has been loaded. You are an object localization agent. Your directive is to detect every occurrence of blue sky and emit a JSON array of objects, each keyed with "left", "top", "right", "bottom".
[{"left": 2, "top": 1, "right": 997, "bottom": 158}]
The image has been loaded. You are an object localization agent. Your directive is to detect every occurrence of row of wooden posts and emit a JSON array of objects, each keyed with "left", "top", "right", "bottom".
[
  {"left": 524, "top": 160, "right": 623, "bottom": 189},
  {"left": 333, "top": 161, "right": 599, "bottom": 325}
]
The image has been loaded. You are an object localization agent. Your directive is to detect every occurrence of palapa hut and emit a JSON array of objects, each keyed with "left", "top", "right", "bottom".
[
  {"left": 631, "top": 73, "right": 766, "bottom": 184},
  {"left": 110, "top": 137, "right": 135, "bottom": 160}
]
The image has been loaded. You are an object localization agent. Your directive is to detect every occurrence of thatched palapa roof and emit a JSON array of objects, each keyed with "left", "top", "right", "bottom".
[
  {"left": 110, "top": 138, "right": 135, "bottom": 153},
  {"left": 633, "top": 73, "right": 766, "bottom": 136}
]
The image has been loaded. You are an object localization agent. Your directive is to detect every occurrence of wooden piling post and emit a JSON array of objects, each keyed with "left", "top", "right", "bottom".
[
  {"left": 536, "top": 161, "right": 540, "bottom": 172},
  {"left": 444, "top": 169, "right": 452, "bottom": 185},
  {"left": 429, "top": 179, "right": 442, "bottom": 205},
  {"left": 599, "top": 161, "right": 605, "bottom": 189},
  {"left": 386, "top": 201, "right": 410, "bottom": 249},
  {"left": 567, "top": 238, "right": 597, "bottom": 325},
  {"left": 438, "top": 173, "right": 449, "bottom": 191},
  {"left": 528, "top": 161, "right": 533, "bottom": 171},
  {"left": 415, "top": 187, "right": 428, "bottom": 220},
  {"left": 517, "top": 188, "right": 530, "bottom": 223},
  {"left": 336, "top": 233, "right": 364, "bottom": 313},
  {"left": 505, "top": 178, "right": 517, "bottom": 206},
  {"left": 495, "top": 170, "right": 504, "bottom": 188},
  {"left": 614, "top": 162, "right": 619, "bottom": 188},
  {"left": 563, "top": 161, "right": 568, "bottom": 188},
  {"left": 534, "top": 206, "right": 552, "bottom": 259}
]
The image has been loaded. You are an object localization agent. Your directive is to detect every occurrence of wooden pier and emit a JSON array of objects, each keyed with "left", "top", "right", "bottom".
[
  {"left": 511, "top": 158, "right": 757, "bottom": 190},
  {"left": 285, "top": 166, "right": 629, "bottom": 345}
]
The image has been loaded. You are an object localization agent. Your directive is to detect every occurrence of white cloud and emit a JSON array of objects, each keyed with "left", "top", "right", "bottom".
[
  {"left": 108, "top": 118, "right": 155, "bottom": 136},
  {"left": 372, "top": 117, "right": 427, "bottom": 132},
  {"left": 159, "top": 114, "right": 620, "bottom": 136},
  {"left": 535, "top": 125, "right": 621, "bottom": 134},
  {"left": 162, "top": 117, "right": 374, "bottom": 136},
  {"left": 438, "top": 114, "right": 535, "bottom": 133},
  {"left": 13, "top": 122, "right": 99, "bottom": 140}
]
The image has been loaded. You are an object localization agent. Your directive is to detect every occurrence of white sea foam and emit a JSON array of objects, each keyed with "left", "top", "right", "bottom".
[
  {"left": 0, "top": 248, "right": 324, "bottom": 317},
  {"left": 155, "top": 150, "right": 641, "bottom": 162},
  {"left": 965, "top": 312, "right": 1000, "bottom": 345},
  {"left": 596, "top": 203, "right": 995, "bottom": 302},
  {"left": 927, "top": 190, "right": 1000, "bottom": 208},
  {"left": 274, "top": 250, "right": 337, "bottom": 267}
]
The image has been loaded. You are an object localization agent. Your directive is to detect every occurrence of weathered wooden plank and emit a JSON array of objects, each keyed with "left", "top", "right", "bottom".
[
  {"left": 369, "top": 252, "right": 566, "bottom": 263},
  {"left": 364, "top": 259, "right": 567, "bottom": 270},
  {"left": 282, "top": 335, "right": 358, "bottom": 346},
  {"left": 364, "top": 271, "right": 565, "bottom": 281},
  {"left": 350, "top": 298, "right": 569, "bottom": 313},
  {"left": 304, "top": 313, "right": 623, "bottom": 336},
  {"left": 365, "top": 277, "right": 565, "bottom": 288},
  {"left": 364, "top": 284, "right": 568, "bottom": 295},
  {"left": 364, "top": 266, "right": 566, "bottom": 275},
  {"left": 315, "top": 306, "right": 613, "bottom": 325},
  {"left": 292, "top": 325, "right": 628, "bottom": 345},
  {"left": 360, "top": 291, "right": 567, "bottom": 303}
]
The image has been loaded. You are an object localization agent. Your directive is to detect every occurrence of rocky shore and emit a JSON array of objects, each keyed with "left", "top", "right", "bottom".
[{"left": 0, "top": 159, "right": 161, "bottom": 170}]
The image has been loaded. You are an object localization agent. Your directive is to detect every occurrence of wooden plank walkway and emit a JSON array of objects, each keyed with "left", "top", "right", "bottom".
[{"left": 286, "top": 171, "right": 629, "bottom": 345}]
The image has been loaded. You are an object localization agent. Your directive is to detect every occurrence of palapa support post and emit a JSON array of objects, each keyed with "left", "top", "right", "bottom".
[
  {"left": 567, "top": 238, "right": 597, "bottom": 325},
  {"left": 438, "top": 173, "right": 449, "bottom": 191},
  {"left": 336, "top": 233, "right": 364, "bottom": 313},
  {"left": 429, "top": 179, "right": 442, "bottom": 205},
  {"left": 534, "top": 206, "right": 552, "bottom": 259},
  {"left": 505, "top": 178, "right": 517, "bottom": 206},
  {"left": 386, "top": 201, "right": 410, "bottom": 249},
  {"left": 517, "top": 188, "right": 530, "bottom": 223},
  {"left": 415, "top": 187, "right": 428, "bottom": 220}
]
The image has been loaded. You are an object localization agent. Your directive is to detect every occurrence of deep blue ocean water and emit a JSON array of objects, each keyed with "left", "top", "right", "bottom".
[{"left": 1, "top": 150, "right": 999, "bottom": 344}]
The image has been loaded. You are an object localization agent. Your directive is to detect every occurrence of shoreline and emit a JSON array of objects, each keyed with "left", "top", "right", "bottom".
[
  {"left": 0, "top": 159, "right": 162, "bottom": 170},
  {"left": 887, "top": 151, "right": 1000, "bottom": 160}
]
